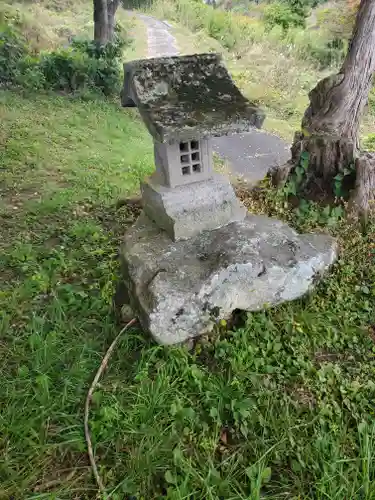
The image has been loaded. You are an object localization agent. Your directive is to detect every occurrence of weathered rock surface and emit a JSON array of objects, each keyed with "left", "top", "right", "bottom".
[{"left": 120, "top": 213, "right": 337, "bottom": 344}]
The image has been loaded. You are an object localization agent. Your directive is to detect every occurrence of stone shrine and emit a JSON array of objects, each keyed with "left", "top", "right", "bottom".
[
  {"left": 121, "top": 53, "right": 263, "bottom": 241},
  {"left": 120, "top": 53, "right": 337, "bottom": 345}
]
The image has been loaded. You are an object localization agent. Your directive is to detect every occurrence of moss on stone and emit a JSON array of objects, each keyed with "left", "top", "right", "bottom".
[{"left": 122, "top": 53, "right": 265, "bottom": 142}]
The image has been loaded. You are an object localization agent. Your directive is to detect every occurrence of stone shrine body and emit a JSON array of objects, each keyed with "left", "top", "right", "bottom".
[{"left": 119, "top": 53, "right": 337, "bottom": 344}]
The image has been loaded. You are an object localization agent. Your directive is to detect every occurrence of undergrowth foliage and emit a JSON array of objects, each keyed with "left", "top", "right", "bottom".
[
  {"left": 0, "top": 12, "right": 130, "bottom": 94},
  {"left": 152, "top": 0, "right": 346, "bottom": 67},
  {"left": 264, "top": 1, "right": 306, "bottom": 32}
]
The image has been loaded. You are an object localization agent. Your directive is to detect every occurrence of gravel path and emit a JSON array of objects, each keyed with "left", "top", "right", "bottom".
[{"left": 138, "top": 13, "right": 290, "bottom": 183}]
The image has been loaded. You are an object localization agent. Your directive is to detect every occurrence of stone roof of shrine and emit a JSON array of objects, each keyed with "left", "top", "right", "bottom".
[{"left": 121, "top": 53, "right": 265, "bottom": 142}]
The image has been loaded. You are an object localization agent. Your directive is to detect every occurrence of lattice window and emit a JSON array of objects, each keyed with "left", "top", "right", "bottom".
[{"left": 179, "top": 140, "right": 202, "bottom": 176}]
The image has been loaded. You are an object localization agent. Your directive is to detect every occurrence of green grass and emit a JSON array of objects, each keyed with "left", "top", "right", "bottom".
[
  {"left": 1, "top": 1, "right": 375, "bottom": 497},
  {"left": 1, "top": 88, "right": 375, "bottom": 499},
  {"left": 0, "top": 90, "right": 154, "bottom": 498}
]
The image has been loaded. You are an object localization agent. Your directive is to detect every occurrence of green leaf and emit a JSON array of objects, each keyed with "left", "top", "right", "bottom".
[
  {"left": 358, "top": 421, "right": 367, "bottom": 434},
  {"left": 209, "top": 407, "right": 218, "bottom": 418},
  {"left": 91, "top": 391, "right": 102, "bottom": 405},
  {"left": 323, "top": 206, "right": 331, "bottom": 217},
  {"left": 165, "top": 470, "right": 176, "bottom": 484},
  {"left": 296, "top": 166, "right": 304, "bottom": 175},
  {"left": 181, "top": 406, "right": 195, "bottom": 419},
  {"left": 245, "top": 466, "right": 255, "bottom": 480},
  {"left": 273, "top": 342, "right": 282, "bottom": 352},
  {"left": 173, "top": 446, "right": 183, "bottom": 465},
  {"left": 18, "top": 365, "right": 29, "bottom": 377},
  {"left": 291, "top": 459, "right": 302, "bottom": 473},
  {"left": 286, "top": 181, "right": 297, "bottom": 196},
  {"left": 170, "top": 402, "right": 178, "bottom": 416},
  {"left": 261, "top": 467, "right": 272, "bottom": 483},
  {"left": 331, "top": 206, "right": 344, "bottom": 218},
  {"left": 210, "top": 466, "right": 221, "bottom": 479}
]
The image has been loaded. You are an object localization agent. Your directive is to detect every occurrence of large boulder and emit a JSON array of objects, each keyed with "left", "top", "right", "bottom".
[{"left": 120, "top": 213, "right": 337, "bottom": 345}]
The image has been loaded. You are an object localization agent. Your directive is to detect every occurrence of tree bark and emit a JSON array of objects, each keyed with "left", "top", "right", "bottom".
[
  {"left": 94, "top": 0, "right": 109, "bottom": 44},
  {"left": 303, "top": 0, "right": 375, "bottom": 144},
  {"left": 349, "top": 153, "right": 375, "bottom": 216},
  {"left": 108, "top": 0, "right": 121, "bottom": 41},
  {"left": 276, "top": 0, "right": 375, "bottom": 211}
]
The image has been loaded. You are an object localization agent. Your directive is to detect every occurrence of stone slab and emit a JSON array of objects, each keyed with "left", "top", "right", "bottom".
[
  {"left": 121, "top": 53, "right": 265, "bottom": 142},
  {"left": 141, "top": 173, "right": 246, "bottom": 241},
  {"left": 120, "top": 213, "right": 338, "bottom": 345}
]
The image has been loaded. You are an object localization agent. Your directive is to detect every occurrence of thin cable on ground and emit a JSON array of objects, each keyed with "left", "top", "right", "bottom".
[{"left": 84, "top": 318, "right": 137, "bottom": 497}]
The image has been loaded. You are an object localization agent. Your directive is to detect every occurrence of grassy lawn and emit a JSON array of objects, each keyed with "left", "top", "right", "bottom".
[
  {"left": 1, "top": 87, "right": 375, "bottom": 499},
  {"left": 1, "top": 1, "right": 375, "bottom": 498},
  {"left": 0, "top": 90, "right": 154, "bottom": 498}
]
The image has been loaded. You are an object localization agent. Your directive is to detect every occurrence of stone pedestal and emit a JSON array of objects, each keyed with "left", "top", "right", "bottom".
[
  {"left": 141, "top": 173, "right": 246, "bottom": 241},
  {"left": 120, "top": 213, "right": 337, "bottom": 345}
]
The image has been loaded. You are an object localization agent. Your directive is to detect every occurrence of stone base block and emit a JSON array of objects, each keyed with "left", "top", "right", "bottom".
[
  {"left": 141, "top": 173, "right": 246, "bottom": 241},
  {"left": 120, "top": 213, "right": 337, "bottom": 345}
]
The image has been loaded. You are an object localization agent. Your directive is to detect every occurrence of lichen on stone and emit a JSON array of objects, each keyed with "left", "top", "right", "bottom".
[{"left": 122, "top": 53, "right": 265, "bottom": 142}]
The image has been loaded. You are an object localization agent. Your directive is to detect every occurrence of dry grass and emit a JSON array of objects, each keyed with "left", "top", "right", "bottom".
[{"left": 1, "top": 0, "right": 93, "bottom": 50}]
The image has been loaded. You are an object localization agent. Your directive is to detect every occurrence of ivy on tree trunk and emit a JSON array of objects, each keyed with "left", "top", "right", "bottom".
[{"left": 274, "top": 0, "right": 375, "bottom": 216}]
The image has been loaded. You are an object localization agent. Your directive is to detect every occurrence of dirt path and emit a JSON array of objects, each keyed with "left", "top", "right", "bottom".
[
  {"left": 138, "top": 13, "right": 290, "bottom": 183},
  {"left": 138, "top": 14, "right": 178, "bottom": 57}
]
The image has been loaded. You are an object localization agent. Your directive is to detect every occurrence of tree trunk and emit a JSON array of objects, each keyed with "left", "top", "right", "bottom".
[
  {"left": 275, "top": 0, "right": 375, "bottom": 212},
  {"left": 108, "top": 0, "right": 120, "bottom": 41},
  {"left": 94, "top": 0, "right": 109, "bottom": 44},
  {"left": 349, "top": 153, "right": 375, "bottom": 216}
]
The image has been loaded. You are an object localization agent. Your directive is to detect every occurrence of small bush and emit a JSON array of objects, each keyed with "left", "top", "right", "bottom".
[
  {"left": 292, "top": 29, "right": 346, "bottom": 67},
  {"left": 40, "top": 31, "right": 127, "bottom": 95},
  {"left": 316, "top": 4, "right": 356, "bottom": 42},
  {"left": 175, "top": 0, "right": 206, "bottom": 31},
  {"left": 284, "top": 0, "right": 309, "bottom": 19},
  {"left": 0, "top": 21, "right": 28, "bottom": 84},
  {"left": 204, "top": 9, "right": 240, "bottom": 49},
  {"left": 263, "top": 1, "right": 305, "bottom": 32},
  {"left": 0, "top": 15, "right": 129, "bottom": 95},
  {"left": 39, "top": 48, "right": 94, "bottom": 92},
  {"left": 267, "top": 24, "right": 284, "bottom": 44},
  {"left": 16, "top": 55, "right": 46, "bottom": 90}
]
